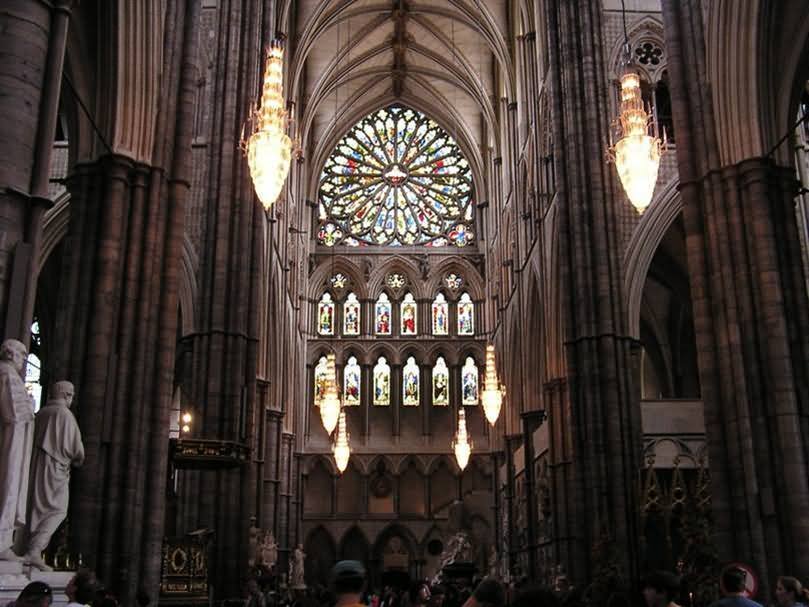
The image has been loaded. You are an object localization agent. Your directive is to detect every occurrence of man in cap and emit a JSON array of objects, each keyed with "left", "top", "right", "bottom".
[{"left": 331, "top": 560, "right": 366, "bottom": 607}]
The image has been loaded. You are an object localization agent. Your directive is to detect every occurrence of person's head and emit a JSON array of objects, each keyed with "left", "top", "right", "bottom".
[
  {"left": 511, "top": 585, "right": 559, "bottom": 607},
  {"left": 722, "top": 568, "right": 748, "bottom": 596},
  {"left": 247, "top": 579, "right": 260, "bottom": 596},
  {"left": 331, "top": 560, "right": 366, "bottom": 598},
  {"left": 642, "top": 571, "right": 680, "bottom": 607},
  {"left": 775, "top": 577, "right": 808, "bottom": 607},
  {"left": 429, "top": 585, "right": 446, "bottom": 607},
  {"left": 17, "top": 582, "right": 53, "bottom": 607},
  {"left": 0, "top": 339, "right": 27, "bottom": 372},
  {"left": 49, "top": 380, "right": 75, "bottom": 407},
  {"left": 463, "top": 579, "right": 505, "bottom": 607},
  {"left": 410, "top": 582, "right": 432, "bottom": 607},
  {"left": 66, "top": 568, "right": 97, "bottom": 604}
]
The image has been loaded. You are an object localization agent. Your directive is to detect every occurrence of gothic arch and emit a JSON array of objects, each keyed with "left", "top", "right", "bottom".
[
  {"left": 302, "top": 454, "right": 337, "bottom": 477},
  {"left": 424, "top": 258, "right": 485, "bottom": 301},
  {"left": 339, "top": 525, "right": 371, "bottom": 562},
  {"left": 396, "top": 454, "right": 427, "bottom": 476},
  {"left": 607, "top": 15, "right": 667, "bottom": 83},
  {"left": 366, "top": 257, "right": 423, "bottom": 300},
  {"left": 307, "top": 258, "right": 367, "bottom": 301},
  {"left": 372, "top": 523, "right": 422, "bottom": 562},
  {"left": 623, "top": 180, "right": 682, "bottom": 340},
  {"left": 304, "top": 526, "right": 338, "bottom": 586},
  {"left": 39, "top": 192, "right": 70, "bottom": 271}
]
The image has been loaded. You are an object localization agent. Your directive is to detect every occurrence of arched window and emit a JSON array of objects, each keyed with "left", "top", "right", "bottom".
[
  {"left": 457, "top": 293, "right": 474, "bottom": 335},
  {"left": 317, "top": 293, "right": 335, "bottom": 336},
  {"left": 25, "top": 321, "right": 43, "bottom": 412},
  {"left": 373, "top": 357, "right": 391, "bottom": 406},
  {"left": 401, "top": 292, "right": 417, "bottom": 336},
  {"left": 343, "top": 292, "right": 361, "bottom": 336},
  {"left": 462, "top": 357, "right": 479, "bottom": 406},
  {"left": 432, "top": 293, "right": 449, "bottom": 335},
  {"left": 343, "top": 356, "right": 361, "bottom": 406},
  {"left": 317, "top": 105, "right": 475, "bottom": 247},
  {"left": 403, "top": 356, "right": 420, "bottom": 406},
  {"left": 375, "top": 293, "right": 392, "bottom": 335},
  {"left": 314, "top": 356, "right": 329, "bottom": 406},
  {"left": 432, "top": 357, "right": 450, "bottom": 406}
]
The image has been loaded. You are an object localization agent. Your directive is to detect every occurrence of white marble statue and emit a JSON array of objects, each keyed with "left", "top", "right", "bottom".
[
  {"left": 0, "top": 339, "right": 35, "bottom": 562},
  {"left": 24, "top": 380, "right": 85, "bottom": 570},
  {"left": 248, "top": 518, "right": 261, "bottom": 567},
  {"left": 289, "top": 543, "right": 306, "bottom": 588},
  {"left": 260, "top": 531, "right": 278, "bottom": 568}
]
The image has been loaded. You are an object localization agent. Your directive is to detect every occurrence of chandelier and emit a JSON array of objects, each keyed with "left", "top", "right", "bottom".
[
  {"left": 242, "top": 42, "right": 292, "bottom": 211},
  {"left": 481, "top": 344, "right": 505, "bottom": 426},
  {"left": 320, "top": 353, "right": 341, "bottom": 435},
  {"left": 452, "top": 408, "right": 472, "bottom": 471},
  {"left": 608, "top": 1, "right": 665, "bottom": 215},
  {"left": 333, "top": 409, "right": 351, "bottom": 474}
]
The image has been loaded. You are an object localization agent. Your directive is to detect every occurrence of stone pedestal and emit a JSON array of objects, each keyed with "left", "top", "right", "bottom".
[{"left": 0, "top": 565, "right": 73, "bottom": 607}]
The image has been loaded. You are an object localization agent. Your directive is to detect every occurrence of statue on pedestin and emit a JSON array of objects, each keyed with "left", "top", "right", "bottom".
[
  {"left": 0, "top": 339, "right": 35, "bottom": 562},
  {"left": 25, "top": 380, "right": 85, "bottom": 571}
]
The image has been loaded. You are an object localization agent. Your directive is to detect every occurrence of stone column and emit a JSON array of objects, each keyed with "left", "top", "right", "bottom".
[
  {"left": 0, "top": 0, "right": 72, "bottom": 342},
  {"left": 662, "top": 0, "right": 809, "bottom": 588},
  {"left": 544, "top": 0, "right": 643, "bottom": 584}
]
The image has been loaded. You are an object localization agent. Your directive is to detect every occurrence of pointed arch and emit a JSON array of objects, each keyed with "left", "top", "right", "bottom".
[{"left": 339, "top": 525, "right": 371, "bottom": 563}]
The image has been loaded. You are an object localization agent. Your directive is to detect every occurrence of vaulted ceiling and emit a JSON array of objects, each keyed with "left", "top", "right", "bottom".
[{"left": 284, "top": 0, "right": 515, "bottom": 181}]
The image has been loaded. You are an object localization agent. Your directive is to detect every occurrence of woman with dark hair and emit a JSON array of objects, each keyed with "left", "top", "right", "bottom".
[{"left": 774, "top": 577, "right": 808, "bottom": 607}]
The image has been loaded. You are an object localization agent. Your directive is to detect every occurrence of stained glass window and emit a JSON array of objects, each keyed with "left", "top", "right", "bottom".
[
  {"left": 401, "top": 292, "right": 417, "bottom": 335},
  {"left": 317, "top": 293, "right": 335, "bottom": 335},
  {"left": 458, "top": 292, "right": 474, "bottom": 336},
  {"left": 432, "top": 357, "right": 450, "bottom": 406},
  {"left": 462, "top": 357, "right": 479, "bottom": 405},
  {"left": 343, "top": 292, "right": 360, "bottom": 336},
  {"left": 343, "top": 356, "right": 361, "bottom": 406},
  {"left": 25, "top": 322, "right": 42, "bottom": 413},
  {"left": 432, "top": 293, "right": 449, "bottom": 335},
  {"left": 403, "top": 357, "right": 420, "bottom": 406},
  {"left": 318, "top": 105, "right": 475, "bottom": 247},
  {"left": 373, "top": 357, "right": 391, "bottom": 406},
  {"left": 330, "top": 273, "right": 348, "bottom": 289},
  {"left": 375, "top": 293, "right": 392, "bottom": 335},
  {"left": 314, "top": 356, "right": 329, "bottom": 406},
  {"left": 444, "top": 273, "right": 463, "bottom": 291},
  {"left": 386, "top": 273, "right": 407, "bottom": 290}
]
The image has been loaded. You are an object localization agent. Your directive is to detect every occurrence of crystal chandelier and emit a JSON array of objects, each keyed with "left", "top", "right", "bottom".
[
  {"left": 332, "top": 409, "right": 351, "bottom": 474},
  {"left": 452, "top": 408, "right": 472, "bottom": 471},
  {"left": 320, "top": 353, "right": 341, "bottom": 435},
  {"left": 608, "top": 2, "right": 665, "bottom": 215},
  {"left": 481, "top": 344, "right": 505, "bottom": 426},
  {"left": 242, "top": 42, "right": 293, "bottom": 210}
]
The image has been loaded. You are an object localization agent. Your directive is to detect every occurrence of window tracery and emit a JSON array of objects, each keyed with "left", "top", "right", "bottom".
[
  {"left": 462, "top": 357, "right": 479, "bottom": 406},
  {"left": 318, "top": 105, "right": 475, "bottom": 247},
  {"left": 403, "top": 357, "right": 420, "bottom": 406},
  {"left": 314, "top": 356, "right": 329, "bottom": 406},
  {"left": 343, "top": 356, "right": 361, "bottom": 406},
  {"left": 458, "top": 293, "right": 475, "bottom": 335},
  {"left": 375, "top": 293, "right": 392, "bottom": 335},
  {"left": 318, "top": 293, "right": 335, "bottom": 335},
  {"left": 373, "top": 357, "right": 391, "bottom": 406},
  {"left": 401, "top": 293, "right": 417, "bottom": 335},
  {"left": 343, "top": 293, "right": 360, "bottom": 336},
  {"left": 432, "top": 293, "right": 449, "bottom": 335},
  {"left": 432, "top": 357, "right": 450, "bottom": 406}
]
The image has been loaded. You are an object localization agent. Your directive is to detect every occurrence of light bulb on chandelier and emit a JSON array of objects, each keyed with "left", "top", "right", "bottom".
[
  {"left": 480, "top": 344, "right": 505, "bottom": 426},
  {"left": 319, "top": 353, "right": 341, "bottom": 435},
  {"left": 241, "top": 41, "right": 293, "bottom": 211},
  {"left": 608, "top": 5, "right": 665, "bottom": 214},
  {"left": 332, "top": 409, "right": 351, "bottom": 474},
  {"left": 452, "top": 407, "right": 472, "bottom": 471}
]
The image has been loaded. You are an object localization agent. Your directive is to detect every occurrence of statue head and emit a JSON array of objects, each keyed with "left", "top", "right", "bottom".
[
  {"left": 0, "top": 339, "right": 27, "bottom": 372},
  {"left": 49, "top": 381, "right": 75, "bottom": 408}
]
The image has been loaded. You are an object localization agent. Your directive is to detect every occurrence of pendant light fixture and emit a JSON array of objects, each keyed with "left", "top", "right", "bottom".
[
  {"left": 608, "top": 1, "right": 665, "bottom": 214},
  {"left": 332, "top": 409, "right": 351, "bottom": 474},
  {"left": 480, "top": 344, "right": 505, "bottom": 426},
  {"left": 242, "top": 41, "right": 293, "bottom": 211},
  {"left": 452, "top": 407, "right": 472, "bottom": 471},
  {"left": 320, "top": 353, "right": 341, "bottom": 435}
]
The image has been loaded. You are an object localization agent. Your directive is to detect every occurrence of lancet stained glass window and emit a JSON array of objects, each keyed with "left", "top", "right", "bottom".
[{"left": 318, "top": 105, "right": 475, "bottom": 247}]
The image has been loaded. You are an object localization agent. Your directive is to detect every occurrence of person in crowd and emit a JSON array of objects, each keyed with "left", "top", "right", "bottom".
[
  {"left": 409, "top": 582, "right": 432, "bottom": 607},
  {"left": 65, "top": 569, "right": 97, "bottom": 607},
  {"left": 14, "top": 582, "right": 53, "bottom": 607},
  {"left": 462, "top": 579, "right": 505, "bottom": 607},
  {"left": 247, "top": 579, "right": 267, "bottom": 607},
  {"left": 330, "top": 560, "right": 367, "bottom": 607},
  {"left": 775, "top": 577, "right": 809, "bottom": 607},
  {"left": 643, "top": 571, "right": 682, "bottom": 607},
  {"left": 710, "top": 567, "right": 762, "bottom": 607}
]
